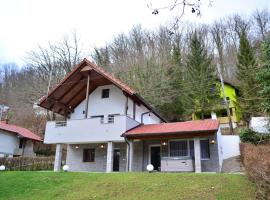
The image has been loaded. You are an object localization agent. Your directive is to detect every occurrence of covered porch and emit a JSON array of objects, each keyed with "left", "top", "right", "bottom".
[{"left": 125, "top": 119, "right": 222, "bottom": 173}]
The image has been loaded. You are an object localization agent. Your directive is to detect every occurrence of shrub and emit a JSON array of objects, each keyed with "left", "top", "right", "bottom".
[
  {"left": 239, "top": 128, "right": 270, "bottom": 144},
  {"left": 240, "top": 143, "right": 270, "bottom": 199},
  {"left": 0, "top": 156, "right": 54, "bottom": 171}
]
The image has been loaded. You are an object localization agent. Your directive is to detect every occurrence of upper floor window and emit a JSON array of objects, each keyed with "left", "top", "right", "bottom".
[{"left": 101, "top": 89, "right": 110, "bottom": 98}]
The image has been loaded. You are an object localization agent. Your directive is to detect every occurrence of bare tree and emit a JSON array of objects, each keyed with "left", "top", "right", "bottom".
[
  {"left": 25, "top": 31, "right": 83, "bottom": 93},
  {"left": 253, "top": 8, "right": 270, "bottom": 40}
]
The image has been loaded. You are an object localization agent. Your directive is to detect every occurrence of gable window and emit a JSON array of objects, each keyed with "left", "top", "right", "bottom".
[
  {"left": 101, "top": 89, "right": 110, "bottom": 98},
  {"left": 169, "top": 140, "right": 188, "bottom": 157},
  {"left": 83, "top": 149, "right": 95, "bottom": 162},
  {"left": 200, "top": 139, "right": 210, "bottom": 159}
]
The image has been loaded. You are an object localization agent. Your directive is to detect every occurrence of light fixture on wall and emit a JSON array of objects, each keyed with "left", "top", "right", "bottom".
[
  {"left": 210, "top": 139, "right": 215, "bottom": 144},
  {"left": 161, "top": 141, "right": 167, "bottom": 146},
  {"left": 100, "top": 144, "right": 105, "bottom": 149},
  {"left": 75, "top": 145, "right": 79, "bottom": 149}
]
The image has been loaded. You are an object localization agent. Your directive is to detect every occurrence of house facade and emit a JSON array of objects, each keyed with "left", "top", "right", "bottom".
[
  {"left": 40, "top": 59, "right": 223, "bottom": 173},
  {"left": 192, "top": 82, "right": 242, "bottom": 129},
  {"left": 0, "top": 120, "right": 42, "bottom": 157}
]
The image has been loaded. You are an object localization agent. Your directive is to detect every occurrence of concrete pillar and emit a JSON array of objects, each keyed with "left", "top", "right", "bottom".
[
  {"left": 106, "top": 141, "right": 114, "bottom": 172},
  {"left": 54, "top": 144, "right": 62, "bottom": 172},
  {"left": 129, "top": 140, "right": 134, "bottom": 172},
  {"left": 194, "top": 138, "right": 202, "bottom": 173}
]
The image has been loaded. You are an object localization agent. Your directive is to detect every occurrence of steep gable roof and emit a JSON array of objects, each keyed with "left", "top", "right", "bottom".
[{"left": 38, "top": 58, "right": 166, "bottom": 122}]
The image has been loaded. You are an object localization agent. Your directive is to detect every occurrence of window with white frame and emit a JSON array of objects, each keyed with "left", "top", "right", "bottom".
[{"left": 200, "top": 139, "right": 210, "bottom": 159}]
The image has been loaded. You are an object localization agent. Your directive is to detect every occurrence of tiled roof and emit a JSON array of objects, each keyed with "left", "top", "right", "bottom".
[
  {"left": 0, "top": 121, "right": 42, "bottom": 141},
  {"left": 124, "top": 119, "right": 219, "bottom": 137}
]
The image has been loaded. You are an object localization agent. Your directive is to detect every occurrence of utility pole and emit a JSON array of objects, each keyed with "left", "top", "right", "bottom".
[{"left": 216, "top": 64, "right": 234, "bottom": 135}]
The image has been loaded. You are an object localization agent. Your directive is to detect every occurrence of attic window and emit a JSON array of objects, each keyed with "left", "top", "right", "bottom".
[{"left": 101, "top": 89, "right": 110, "bottom": 98}]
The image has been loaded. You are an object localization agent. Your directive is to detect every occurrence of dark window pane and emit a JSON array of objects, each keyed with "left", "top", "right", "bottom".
[
  {"left": 170, "top": 141, "right": 188, "bottom": 157},
  {"left": 200, "top": 140, "right": 210, "bottom": 159},
  {"left": 101, "top": 89, "right": 110, "bottom": 98},
  {"left": 189, "top": 140, "right": 194, "bottom": 158},
  {"left": 19, "top": 139, "right": 23, "bottom": 148},
  {"left": 83, "top": 149, "right": 95, "bottom": 162}
]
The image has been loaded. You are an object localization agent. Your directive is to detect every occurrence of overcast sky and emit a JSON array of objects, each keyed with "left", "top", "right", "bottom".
[{"left": 0, "top": 0, "right": 269, "bottom": 66}]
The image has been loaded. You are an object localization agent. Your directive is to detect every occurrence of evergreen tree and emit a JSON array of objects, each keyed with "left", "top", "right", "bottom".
[
  {"left": 182, "top": 32, "right": 219, "bottom": 119},
  {"left": 236, "top": 31, "right": 259, "bottom": 121},
  {"left": 158, "top": 44, "right": 184, "bottom": 121},
  {"left": 257, "top": 36, "right": 270, "bottom": 116}
]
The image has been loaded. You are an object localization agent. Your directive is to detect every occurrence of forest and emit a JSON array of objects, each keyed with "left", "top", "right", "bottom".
[{"left": 0, "top": 8, "right": 270, "bottom": 135}]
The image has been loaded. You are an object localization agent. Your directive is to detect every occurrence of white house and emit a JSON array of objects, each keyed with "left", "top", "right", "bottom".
[
  {"left": 39, "top": 58, "right": 228, "bottom": 173},
  {"left": 0, "top": 119, "right": 42, "bottom": 157}
]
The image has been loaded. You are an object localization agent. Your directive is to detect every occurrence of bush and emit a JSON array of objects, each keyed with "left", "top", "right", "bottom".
[
  {"left": 240, "top": 143, "right": 270, "bottom": 199},
  {"left": 239, "top": 128, "right": 270, "bottom": 144},
  {"left": 0, "top": 156, "right": 54, "bottom": 171}
]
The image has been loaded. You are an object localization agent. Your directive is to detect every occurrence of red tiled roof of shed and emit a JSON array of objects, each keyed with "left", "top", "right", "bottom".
[
  {"left": 123, "top": 119, "right": 219, "bottom": 137},
  {"left": 0, "top": 121, "right": 42, "bottom": 141}
]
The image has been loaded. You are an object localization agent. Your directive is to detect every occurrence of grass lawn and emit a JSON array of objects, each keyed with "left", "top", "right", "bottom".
[{"left": 0, "top": 172, "right": 255, "bottom": 200}]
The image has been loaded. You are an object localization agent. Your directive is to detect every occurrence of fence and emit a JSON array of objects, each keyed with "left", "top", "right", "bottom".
[{"left": 0, "top": 156, "right": 54, "bottom": 171}]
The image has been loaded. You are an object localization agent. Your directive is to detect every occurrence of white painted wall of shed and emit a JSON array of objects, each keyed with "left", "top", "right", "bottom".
[
  {"left": 221, "top": 135, "right": 240, "bottom": 160},
  {"left": 250, "top": 117, "right": 269, "bottom": 133},
  {"left": 0, "top": 130, "right": 18, "bottom": 155}
]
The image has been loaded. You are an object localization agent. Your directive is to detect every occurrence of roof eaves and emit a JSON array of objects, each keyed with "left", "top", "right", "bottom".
[{"left": 123, "top": 129, "right": 218, "bottom": 138}]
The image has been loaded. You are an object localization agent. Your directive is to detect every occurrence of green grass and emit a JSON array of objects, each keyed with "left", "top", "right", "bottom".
[{"left": 0, "top": 172, "right": 255, "bottom": 200}]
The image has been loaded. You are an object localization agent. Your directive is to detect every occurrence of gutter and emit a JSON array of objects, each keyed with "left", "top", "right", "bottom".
[{"left": 141, "top": 111, "right": 151, "bottom": 124}]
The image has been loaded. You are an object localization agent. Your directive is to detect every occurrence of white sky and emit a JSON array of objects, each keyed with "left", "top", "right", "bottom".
[{"left": 0, "top": 0, "right": 269, "bottom": 66}]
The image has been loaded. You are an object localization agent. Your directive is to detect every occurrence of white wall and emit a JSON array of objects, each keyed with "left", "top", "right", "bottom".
[
  {"left": 45, "top": 115, "right": 141, "bottom": 144},
  {"left": 221, "top": 135, "right": 240, "bottom": 160},
  {"left": 0, "top": 130, "right": 19, "bottom": 155},
  {"left": 250, "top": 117, "right": 269, "bottom": 134},
  {"left": 70, "top": 84, "right": 161, "bottom": 124}
]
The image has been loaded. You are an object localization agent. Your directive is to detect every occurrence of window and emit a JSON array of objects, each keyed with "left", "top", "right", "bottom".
[
  {"left": 83, "top": 149, "right": 95, "bottom": 162},
  {"left": 19, "top": 138, "right": 24, "bottom": 149},
  {"left": 101, "top": 89, "right": 110, "bottom": 98},
  {"left": 200, "top": 140, "right": 210, "bottom": 159},
  {"left": 189, "top": 140, "right": 194, "bottom": 158},
  {"left": 169, "top": 140, "right": 188, "bottom": 157}
]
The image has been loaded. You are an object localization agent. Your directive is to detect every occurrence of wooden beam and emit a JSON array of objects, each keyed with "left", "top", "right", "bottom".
[
  {"left": 57, "top": 76, "right": 85, "bottom": 100},
  {"left": 84, "top": 73, "right": 90, "bottom": 118}
]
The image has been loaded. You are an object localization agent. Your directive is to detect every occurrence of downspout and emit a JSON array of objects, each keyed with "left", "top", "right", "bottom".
[
  {"left": 124, "top": 134, "right": 130, "bottom": 172},
  {"left": 141, "top": 111, "right": 151, "bottom": 124}
]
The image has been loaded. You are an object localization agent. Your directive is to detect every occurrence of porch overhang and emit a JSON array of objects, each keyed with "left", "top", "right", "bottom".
[
  {"left": 38, "top": 58, "right": 166, "bottom": 122},
  {"left": 122, "top": 119, "right": 219, "bottom": 140},
  {"left": 122, "top": 130, "right": 217, "bottom": 140}
]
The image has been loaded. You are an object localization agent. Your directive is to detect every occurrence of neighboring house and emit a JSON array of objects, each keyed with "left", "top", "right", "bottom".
[
  {"left": 39, "top": 58, "right": 225, "bottom": 173},
  {"left": 0, "top": 120, "right": 42, "bottom": 157},
  {"left": 192, "top": 81, "right": 242, "bottom": 129}
]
